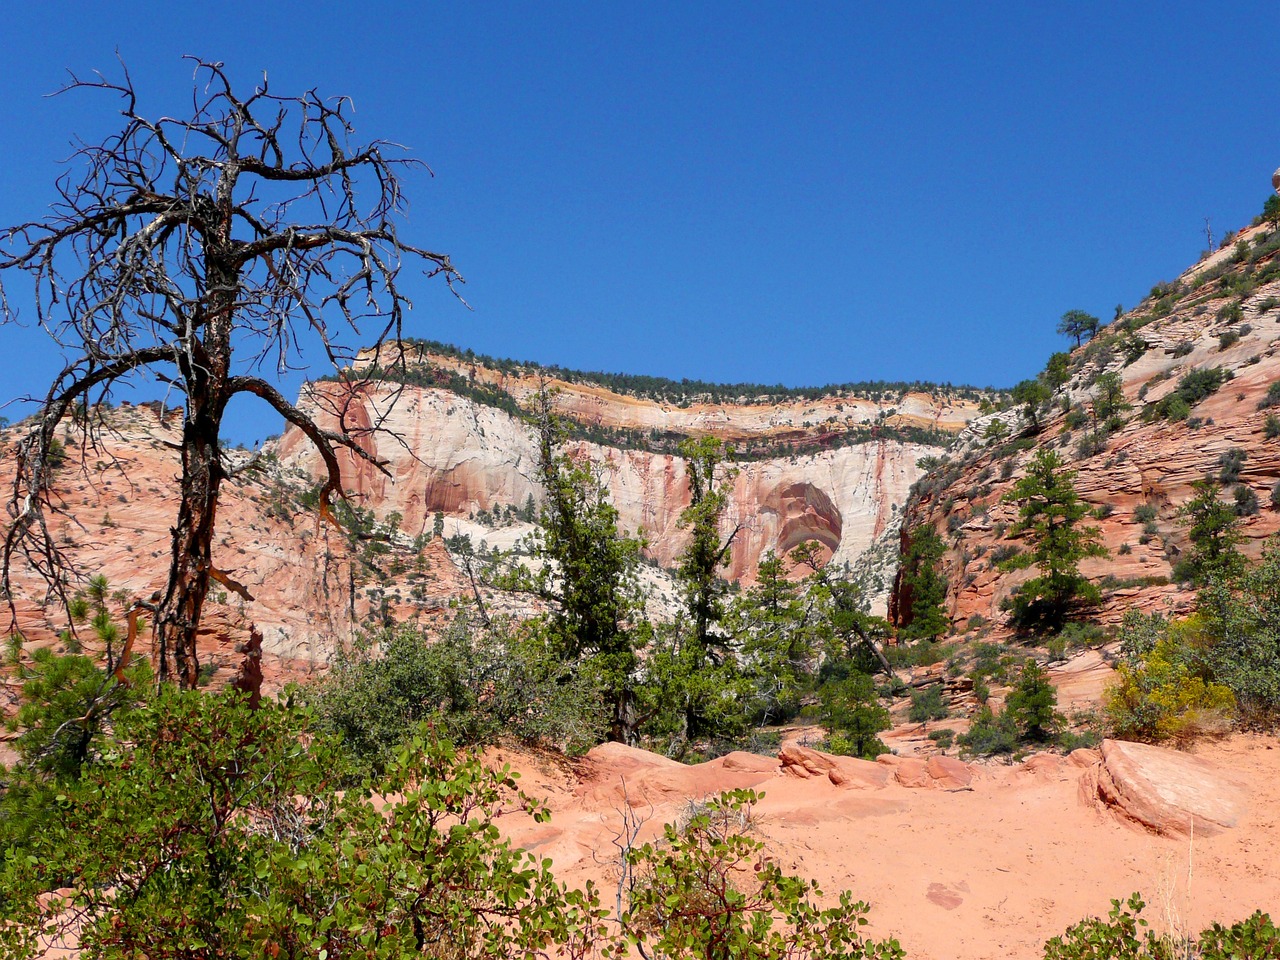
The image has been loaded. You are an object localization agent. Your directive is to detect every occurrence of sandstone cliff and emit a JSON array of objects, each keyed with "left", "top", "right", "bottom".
[{"left": 277, "top": 353, "right": 990, "bottom": 605}]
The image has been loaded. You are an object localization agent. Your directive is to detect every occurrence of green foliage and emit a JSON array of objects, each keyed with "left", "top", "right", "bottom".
[
  {"left": 307, "top": 618, "right": 607, "bottom": 773},
  {"left": 957, "top": 705, "right": 1019, "bottom": 757},
  {"left": 1106, "top": 613, "right": 1235, "bottom": 744},
  {"left": 1045, "top": 892, "right": 1278, "bottom": 960},
  {"left": 1198, "top": 540, "right": 1280, "bottom": 722},
  {"left": 1175, "top": 480, "right": 1245, "bottom": 586},
  {"left": 1057, "top": 309, "right": 1101, "bottom": 347},
  {"left": 819, "top": 673, "right": 891, "bottom": 760},
  {"left": 1258, "top": 381, "right": 1280, "bottom": 410},
  {"left": 494, "top": 389, "right": 647, "bottom": 741},
  {"left": 0, "top": 690, "right": 608, "bottom": 960},
  {"left": 908, "top": 685, "right": 949, "bottom": 723},
  {"left": 1000, "top": 449, "right": 1108, "bottom": 631},
  {"left": 898, "top": 524, "right": 949, "bottom": 640},
  {"left": 1091, "top": 371, "right": 1129, "bottom": 424},
  {"left": 1149, "top": 367, "right": 1232, "bottom": 421},
  {"left": 623, "top": 790, "right": 904, "bottom": 960},
  {"left": 1005, "top": 658, "right": 1063, "bottom": 743},
  {"left": 1044, "top": 893, "right": 1173, "bottom": 959}
]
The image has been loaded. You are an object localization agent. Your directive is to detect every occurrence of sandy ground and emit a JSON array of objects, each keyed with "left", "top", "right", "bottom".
[{"left": 493, "top": 734, "right": 1280, "bottom": 960}]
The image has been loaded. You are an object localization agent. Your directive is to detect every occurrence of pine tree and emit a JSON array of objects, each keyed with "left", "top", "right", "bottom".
[{"left": 999, "top": 449, "right": 1108, "bottom": 630}]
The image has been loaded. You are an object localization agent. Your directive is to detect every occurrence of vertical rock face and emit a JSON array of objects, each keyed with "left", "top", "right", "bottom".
[{"left": 277, "top": 373, "right": 972, "bottom": 604}]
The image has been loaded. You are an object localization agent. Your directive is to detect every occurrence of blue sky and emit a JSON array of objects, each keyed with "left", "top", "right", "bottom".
[{"left": 2, "top": 2, "right": 1279, "bottom": 444}]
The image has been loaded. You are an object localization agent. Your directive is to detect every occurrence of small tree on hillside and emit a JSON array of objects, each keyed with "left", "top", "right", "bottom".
[
  {"left": 1057, "top": 309, "right": 1101, "bottom": 347},
  {"left": 999, "top": 449, "right": 1108, "bottom": 631},
  {"left": 1175, "top": 479, "right": 1245, "bottom": 586},
  {"left": 897, "top": 524, "right": 949, "bottom": 640},
  {"left": 675, "top": 436, "right": 741, "bottom": 659},
  {"left": 0, "top": 61, "right": 461, "bottom": 687}
]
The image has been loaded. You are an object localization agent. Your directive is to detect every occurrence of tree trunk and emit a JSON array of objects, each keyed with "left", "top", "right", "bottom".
[{"left": 155, "top": 405, "right": 223, "bottom": 688}]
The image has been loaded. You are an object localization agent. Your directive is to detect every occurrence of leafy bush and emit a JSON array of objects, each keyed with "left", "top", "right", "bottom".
[
  {"left": 1258, "top": 381, "right": 1280, "bottom": 410},
  {"left": 1045, "top": 891, "right": 1278, "bottom": 960},
  {"left": 1266, "top": 414, "right": 1280, "bottom": 439},
  {"left": 624, "top": 790, "right": 905, "bottom": 960},
  {"left": 1005, "top": 658, "right": 1063, "bottom": 743},
  {"left": 927, "top": 728, "right": 955, "bottom": 750},
  {"left": 1133, "top": 503, "right": 1158, "bottom": 523},
  {"left": 1149, "top": 367, "right": 1232, "bottom": 421},
  {"left": 307, "top": 617, "right": 608, "bottom": 774},
  {"left": 1235, "top": 484, "right": 1260, "bottom": 517},
  {"left": 1218, "top": 447, "right": 1247, "bottom": 483},
  {"left": 1218, "top": 330, "right": 1241, "bottom": 350},
  {"left": 1106, "top": 614, "right": 1235, "bottom": 744},
  {"left": 820, "top": 674, "right": 891, "bottom": 760},
  {"left": 909, "top": 685, "right": 949, "bottom": 723},
  {"left": 957, "top": 705, "right": 1019, "bottom": 757},
  {"left": 1, "top": 691, "right": 609, "bottom": 960}
]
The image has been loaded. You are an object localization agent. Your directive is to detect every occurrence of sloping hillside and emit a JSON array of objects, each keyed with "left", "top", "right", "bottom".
[{"left": 892, "top": 217, "right": 1280, "bottom": 637}]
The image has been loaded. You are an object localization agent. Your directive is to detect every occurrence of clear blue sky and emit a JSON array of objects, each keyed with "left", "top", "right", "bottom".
[{"left": 2, "top": 2, "right": 1278, "bottom": 444}]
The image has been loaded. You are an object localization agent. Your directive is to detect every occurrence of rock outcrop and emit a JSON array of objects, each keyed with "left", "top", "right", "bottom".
[
  {"left": 1085, "top": 739, "right": 1245, "bottom": 836},
  {"left": 278, "top": 362, "right": 987, "bottom": 606}
]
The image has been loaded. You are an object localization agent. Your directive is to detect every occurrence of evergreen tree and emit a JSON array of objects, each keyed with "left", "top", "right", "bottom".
[
  {"left": 1004, "top": 658, "right": 1062, "bottom": 742},
  {"left": 999, "top": 449, "right": 1108, "bottom": 630},
  {"left": 1057, "top": 309, "right": 1101, "bottom": 347},
  {"left": 898, "top": 524, "right": 949, "bottom": 640},
  {"left": 495, "top": 387, "right": 646, "bottom": 742},
  {"left": 1175, "top": 479, "right": 1245, "bottom": 586}
]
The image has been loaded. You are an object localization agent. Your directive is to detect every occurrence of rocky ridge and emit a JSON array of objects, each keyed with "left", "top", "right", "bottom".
[{"left": 892, "top": 219, "right": 1280, "bottom": 637}]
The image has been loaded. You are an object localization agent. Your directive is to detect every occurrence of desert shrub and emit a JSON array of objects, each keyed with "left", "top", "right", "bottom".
[
  {"left": 1218, "top": 330, "right": 1241, "bottom": 350},
  {"left": 908, "top": 686, "right": 949, "bottom": 723},
  {"left": 1218, "top": 447, "right": 1247, "bottom": 483},
  {"left": 0, "top": 691, "right": 609, "bottom": 960},
  {"left": 1005, "top": 658, "right": 1064, "bottom": 743},
  {"left": 1234, "top": 484, "right": 1260, "bottom": 517},
  {"left": 1058, "top": 621, "right": 1106, "bottom": 649},
  {"left": 307, "top": 617, "right": 608, "bottom": 773},
  {"left": 927, "top": 728, "right": 955, "bottom": 750},
  {"left": 1045, "top": 892, "right": 1278, "bottom": 960},
  {"left": 625, "top": 790, "right": 905, "bottom": 960},
  {"left": 1133, "top": 503, "right": 1157, "bottom": 523},
  {"left": 1258, "top": 381, "right": 1280, "bottom": 410},
  {"left": 1266, "top": 414, "right": 1280, "bottom": 439},
  {"left": 819, "top": 674, "right": 891, "bottom": 760},
  {"left": 1171, "top": 340, "right": 1194, "bottom": 358},
  {"left": 1149, "top": 366, "right": 1232, "bottom": 421},
  {"left": 1106, "top": 614, "right": 1235, "bottom": 744},
  {"left": 957, "top": 705, "right": 1019, "bottom": 757},
  {"left": 1076, "top": 432, "right": 1106, "bottom": 459},
  {"left": 1273, "top": 480, "right": 1280, "bottom": 509},
  {"left": 1198, "top": 541, "right": 1280, "bottom": 722},
  {"left": 1064, "top": 407, "right": 1088, "bottom": 431}
]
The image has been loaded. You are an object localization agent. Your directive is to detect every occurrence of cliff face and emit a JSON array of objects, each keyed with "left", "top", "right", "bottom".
[
  {"left": 277, "top": 364, "right": 985, "bottom": 604},
  {"left": 0, "top": 404, "right": 475, "bottom": 683},
  {"left": 892, "top": 220, "right": 1280, "bottom": 636}
]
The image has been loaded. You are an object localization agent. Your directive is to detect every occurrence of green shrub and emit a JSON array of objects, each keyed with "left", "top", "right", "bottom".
[
  {"left": 1133, "top": 503, "right": 1158, "bottom": 523},
  {"left": 1171, "top": 341, "right": 1195, "bottom": 358},
  {"left": 1045, "top": 891, "right": 1278, "bottom": 960},
  {"left": 909, "top": 686, "right": 949, "bottom": 723},
  {"left": 927, "top": 728, "right": 955, "bottom": 750},
  {"left": 1260, "top": 381, "right": 1280, "bottom": 410},
  {"left": 625, "top": 790, "right": 906, "bottom": 960},
  {"left": 1106, "top": 614, "right": 1235, "bottom": 744},
  {"left": 1218, "top": 447, "right": 1247, "bottom": 483},
  {"left": 1218, "top": 330, "right": 1241, "bottom": 350},
  {"left": 1235, "top": 484, "right": 1260, "bottom": 517},
  {"left": 1266, "top": 414, "right": 1280, "bottom": 439},
  {"left": 957, "top": 705, "right": 1019, "bottom": 757}
]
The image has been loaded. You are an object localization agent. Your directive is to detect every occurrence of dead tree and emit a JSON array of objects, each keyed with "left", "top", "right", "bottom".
[{"left": 0, "top": 59, "right": 462, "bottom": 687}]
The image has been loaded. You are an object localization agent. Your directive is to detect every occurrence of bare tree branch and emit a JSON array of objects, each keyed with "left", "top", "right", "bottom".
[{"left": 1, "top": 59, "right": 462, "bottom": 686}]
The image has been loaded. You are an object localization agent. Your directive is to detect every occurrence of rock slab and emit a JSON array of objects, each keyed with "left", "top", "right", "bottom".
[{"left": 1089, "top": 739, "right": 1244, "bottom": 837}]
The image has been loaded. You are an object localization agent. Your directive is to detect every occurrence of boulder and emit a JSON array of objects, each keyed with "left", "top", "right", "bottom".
[
  {"left": 778, "top": 744, "right": 888, "bottom": 789},
  {"left": 1088, "top": 739, "right": 1244, "bottom": 837}
]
